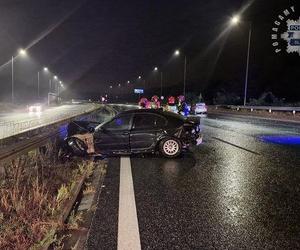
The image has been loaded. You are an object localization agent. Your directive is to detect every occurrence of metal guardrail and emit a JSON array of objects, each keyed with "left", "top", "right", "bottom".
[
  {"left": 0, "top": 104, "right": 101, "bottom": 140},
  {"left": 216, "top": 105, "right": 300, "bottom": 114}
]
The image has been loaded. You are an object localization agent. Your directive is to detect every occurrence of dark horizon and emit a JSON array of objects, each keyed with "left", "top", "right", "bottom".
[{"left": 0, "top": 0, "right": 299, "bottom": 104}]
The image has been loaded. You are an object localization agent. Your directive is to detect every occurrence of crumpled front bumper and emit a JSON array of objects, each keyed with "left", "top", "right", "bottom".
[{"left": 73, "top": 133, "right": 95, "bottom": 153}]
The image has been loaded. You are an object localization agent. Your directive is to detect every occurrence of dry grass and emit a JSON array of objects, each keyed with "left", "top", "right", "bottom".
[
  {"left": 0, "top": 142, "right": 93, "bottom": 249},
  {"left": 83, "top": 184, "right": 96, "bottom": 195}
]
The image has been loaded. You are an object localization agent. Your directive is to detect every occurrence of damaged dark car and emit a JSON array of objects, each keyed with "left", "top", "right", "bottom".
[{"left": 63, "top": 109, "right": 202, "bottom": 158}]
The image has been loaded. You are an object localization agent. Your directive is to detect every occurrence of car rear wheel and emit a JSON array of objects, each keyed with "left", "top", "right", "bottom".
[{"left": 159, "top": 138, "right": 182, "bottom": 158}]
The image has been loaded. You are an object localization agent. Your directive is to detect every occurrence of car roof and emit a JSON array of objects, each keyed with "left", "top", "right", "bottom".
[
  {"left": 120, "top": 108, "right": 163, "bottom": 114},
  {"left": 118, "top": 108, "right": 186, "bottom": 121}
]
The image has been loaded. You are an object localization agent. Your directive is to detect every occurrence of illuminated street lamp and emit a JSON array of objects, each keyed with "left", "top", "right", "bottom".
[
  {"left": 230, "top": 15, "right": 240, "bottom": 25},
  {"left": 127, "top": 80, "right": 130, "bottom": 84},
  {"left": 110, "top": 85, "right": 113, "bottom": 89},
  {"left": 37, "top": 66, "right": 49, "bottom": 99},
  {"left": 153, "top": 66, "right": 163, "bottom": 97},
  {"left": 18, "top": 49, "right": 27, "bottom": 56},
  {"left": 11, "top": 48, "right": 27, "bottom": 103},
  {"left": 118, "top": 83, "right": 121, "bottom": 87},
  {"left": 230, "top": 14, "right": 252, "bottom": 106},
  {"left": 42, "top": 68, "right": 54, "bottom": 94},
  {"left": 174, "top": 50, "right": 180, "bottom": 56},
  {"left": 173, "top": 49, "right": 187, "bottom": 96},
  {"left": 57, "top": 81, "right": 64, "bottom": 96},
  {"left": 137, "top": 75, "right": 146, "bottom": 92},
  {"left": 52, "top": 75, "right": 60, "bottom": 97}
]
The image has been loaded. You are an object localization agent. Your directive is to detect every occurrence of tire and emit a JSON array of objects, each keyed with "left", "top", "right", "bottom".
[
  {"left": 58, "top": 147, "right": 70, "bottom": 163},
  {"left": 159, "top": 138, "right": 182, "bottom": 158},
  {"left": 66, "top": 137, "right": 87, "bottom": 156}
]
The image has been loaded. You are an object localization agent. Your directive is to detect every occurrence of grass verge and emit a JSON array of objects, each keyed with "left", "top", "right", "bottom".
[{"left": 0, "top": 142, "right": 95, "bottom": 249}]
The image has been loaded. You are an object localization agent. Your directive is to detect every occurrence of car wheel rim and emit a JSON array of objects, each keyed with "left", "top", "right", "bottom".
[{"left": 163, "top": 140, "right": 179, "bottom": 156}]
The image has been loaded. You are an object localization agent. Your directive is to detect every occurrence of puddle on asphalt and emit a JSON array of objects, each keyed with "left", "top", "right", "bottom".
[{"left": 259, "top": 135, "right": 300, "bottom": 146}]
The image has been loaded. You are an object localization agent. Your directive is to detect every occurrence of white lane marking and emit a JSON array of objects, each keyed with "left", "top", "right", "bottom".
[{"left": 118, "top": 157, "right": 141, "bottom": 250}]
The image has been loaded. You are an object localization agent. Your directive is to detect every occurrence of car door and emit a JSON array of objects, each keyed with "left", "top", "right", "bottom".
[
  {"left": 94, "top": 114, "right": 133, "bottom": 154},
  {"left": 130, "top": 113, "right": 167, "bottom": 152}
]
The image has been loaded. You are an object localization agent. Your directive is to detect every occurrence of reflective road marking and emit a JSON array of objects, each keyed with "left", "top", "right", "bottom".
[{"left": 118, "top": 157, "right": 141, "bottom": 250}]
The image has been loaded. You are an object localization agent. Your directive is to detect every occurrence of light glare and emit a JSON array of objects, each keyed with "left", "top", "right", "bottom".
[
  {"left": 18, "top": 49, "right": 27, "bottom": 56},
  {"left": 231, "top": 15, "right": 240, "bottom": 25}
]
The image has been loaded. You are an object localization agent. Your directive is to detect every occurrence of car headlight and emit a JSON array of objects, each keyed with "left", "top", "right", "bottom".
[{"left": 68, "top": 140, "right": 74, "bottom": 146}]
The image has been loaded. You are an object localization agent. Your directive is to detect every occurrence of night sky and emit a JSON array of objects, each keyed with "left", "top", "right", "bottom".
[{"left": 0, "top": 0, "right": 299, "bottom": 103}]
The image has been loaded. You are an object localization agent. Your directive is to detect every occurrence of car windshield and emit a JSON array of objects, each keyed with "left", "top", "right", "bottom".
[
  {"left": 95, "top": 114, "right": 132, "bottom": 131},
  {"left": 95, "top": 116, "right": 115, "bottom": 131}
]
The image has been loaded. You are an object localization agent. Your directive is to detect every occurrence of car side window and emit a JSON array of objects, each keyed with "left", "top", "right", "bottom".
[
  {"left": 155, "top": 115, "right": 167, "bottom": 127},
  {"left": 133, "top": 114, "right": 167, "bottom": 130},
  {"left": 102, "top": 114, "right": 132, "bottom": 131}
]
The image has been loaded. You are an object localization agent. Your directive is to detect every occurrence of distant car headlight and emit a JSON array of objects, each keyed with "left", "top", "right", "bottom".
[
  {"left": 36, "top": 106, "right": 41, "bottom": 112},
  {"left": 28, "top": 105, "right": 42, "bottom": 113}
]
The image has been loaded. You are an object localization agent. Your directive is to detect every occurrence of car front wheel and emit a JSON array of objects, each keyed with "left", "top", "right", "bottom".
[
  {"left": 66, "top": 137, "right": 88, "bottom": 156},
  {"left": 159, "top": 138, "right": 182, "bottom": 158}
]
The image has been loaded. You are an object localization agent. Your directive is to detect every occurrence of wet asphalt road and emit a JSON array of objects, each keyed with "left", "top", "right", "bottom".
[
  {"left": 0, "top": 103, "right": 99, "bottom": 139},
  {"left": 86, "top": 114, "right": 300, "bottom": 249}
]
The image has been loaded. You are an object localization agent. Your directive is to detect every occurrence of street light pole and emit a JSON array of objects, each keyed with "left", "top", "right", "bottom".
[
  {"left": 174, "top": 50, "right": 187, "bottom": 97},
  {"left": 244, "top": 23, "right": 252, "bottom": 106},
  {"left": 11, "top": 56, "right": 14, "bottom": 103},
  {"left": 10, "top": 49, "right": 27, "bottom": 103},
  {"left": 37, "top": 71, "right": 40, "bottom": 99},
  {"left": 49, "top": 79, "right": 52, "bottom": 93},
  {"left": 160, "top": 72, "right": 163, "bottom": 97},
  {"left": 183, "top": 55, "right": 187, "bottom": 97}
]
